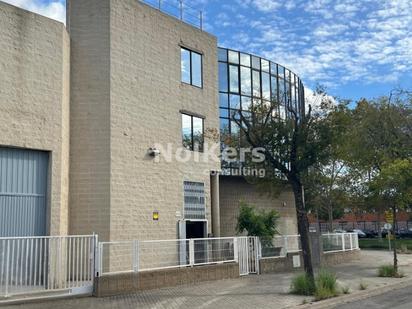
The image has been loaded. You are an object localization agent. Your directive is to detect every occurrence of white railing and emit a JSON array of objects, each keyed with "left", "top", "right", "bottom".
[
  {"left": 259, "top": 235, "right": 301, "bottom": 258},
  {"left": 140, "top": 0, "right": 203, "bottom": 30},
  {"left": 0, "top": 235, "right": 96, "bottom": 298},
  {"left": 322, "top": 233, "right": 359, "bottom": 253},
  {"left": 99, "top": 237, "right": 236, "bottom": 276}
]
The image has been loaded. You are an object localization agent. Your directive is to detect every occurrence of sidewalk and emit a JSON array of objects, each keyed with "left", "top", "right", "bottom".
[{"left": 3, "top": 250, "right": 412, "bottom": 309}]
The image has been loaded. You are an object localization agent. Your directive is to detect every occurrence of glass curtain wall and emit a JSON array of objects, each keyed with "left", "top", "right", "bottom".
[{"left": 218, "top": 47, "right": 305, "bottom": 174}]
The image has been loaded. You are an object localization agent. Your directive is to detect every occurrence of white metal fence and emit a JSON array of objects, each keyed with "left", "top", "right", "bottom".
[
  {"left": 0, "top": 233, "right": 359, "bottom": 299},
  {"left": 259, "top": 235, "right": 301, "bottom": 258},
  {"left": 322, "top": 233, "right": 359, "bottom": 253},
  {"left": 98, "top": 237, "right": 236, "bottom": 275},
  {"left": 0, "top": 235, "right": 96, "bottom": 298}
]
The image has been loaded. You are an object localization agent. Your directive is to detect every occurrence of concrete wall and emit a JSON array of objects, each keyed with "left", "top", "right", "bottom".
[
  {"left": 0, "top": 2, "right": 70, "bottom": 235},
  {"left": 260, "top": 250, "right": 361, "bottom": 274},
  {"left": 219, "top": 176, "right": 298, "bottom": 236},
  {"left": 68, "top": 0, "right": 219, "bottom": 241},
  {"left": 95, "top": 249, "right": 360, "bottom": 297},
  {"left": 94, "top": 262, "right": 239, "bottom": 297}
]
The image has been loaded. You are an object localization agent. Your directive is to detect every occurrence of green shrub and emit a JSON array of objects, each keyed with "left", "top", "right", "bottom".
[
  {"left": 378, "top": 264, "right": 405, "bottom": 278},
  {"left": 290, "top": 273, "right": 316, "bottom": 296},
  {"left": 290, "top": 270, "right": 339, "bottom": 300},
  {"left": 378, "top": 264, "right": 397, "bottom": 277},
  {"left": 315, "top": 286, "right": 337, "bottom": 301},
  {"left": 314, "top": 270, "right": 338, "bottom": 300}
]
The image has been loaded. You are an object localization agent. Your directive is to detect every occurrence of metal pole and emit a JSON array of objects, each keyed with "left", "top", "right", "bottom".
[
  {"left": 179, "top": 0, "right": 183, "bottom": 20},
  {"left": 189, "top": 239, "right": 195, "bottom": 266},
  {"left": 132, "top": 240, "right": 139, "bottom": 272},
  {"left": 233, "top": 238, "right": 238, "bottom": 262},
  {"left": 388, "top": 231, "right": 392, "bottom": 251},
  {"left": 5, "top": 240, "right": 10, "bottom": 297},
  {"left": 200, "top": 11, "right": 203, "bottom": 30},
  {"left": 158, "top": 0, "right": 161, "bottom": 10}
]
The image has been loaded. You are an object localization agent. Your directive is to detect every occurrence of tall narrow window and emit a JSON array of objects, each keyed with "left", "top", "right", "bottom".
[
  {"left": 252, "top": 70, "right": 261, "bottom": 97},
  {"left": 181, "top": 47, "right": 202, "bottom": 87},
  {"left": 219, "top": 63, "right": 228, "bottom": 92},
  {"left": 181, "top": 49, "right": 191, "bottom": 84},
  {"left": 229, "top": 65, "right": 239, "bottom": 93},
  {"left": 181, "top": 113, "right": 204, "bottom": 152},
  {"left": 240, "top": 67, "right": 251, "bottom": 95},
  {"left": 262, "top": 72, "right": 270, "bottom": 100}
]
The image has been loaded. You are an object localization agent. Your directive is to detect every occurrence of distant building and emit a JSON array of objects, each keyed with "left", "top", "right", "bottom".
[{"left": 309, "top": 211, "right": 412, "bottom": 232}]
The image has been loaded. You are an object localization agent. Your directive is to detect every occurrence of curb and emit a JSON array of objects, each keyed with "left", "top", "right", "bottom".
[{"left": 298, "top": 277, "right": 412, "bottom": 309}]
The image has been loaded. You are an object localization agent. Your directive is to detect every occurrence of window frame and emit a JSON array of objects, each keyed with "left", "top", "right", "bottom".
[
  {"left": 181, "top": 47, "right": 203, "bottom": 88},
  {"left": 181, "top": 112, "right": 205, "bottom": 152}
]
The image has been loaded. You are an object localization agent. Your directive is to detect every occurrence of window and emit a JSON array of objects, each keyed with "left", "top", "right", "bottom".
[
  {"left": 262, "top": 72, "right": 270, "bottom": 100},
  {"left": 181, "top": 47, "right": 202, "bottom": 87},
  {"left": 229, "top": 94, "right": 240, "bottom": 110},
  {"left": 240, "top": 66, "right": 251, "bottom": 95},
  {"left": 270, "top": 62, "right": 277, "bottom": 75},
  {"left": 229, "top": 65, "right": 239, "bottom": 93},
  {"left": 228, "top": 50, "right": 239, "bottom": 64},
  {"left": 182, "top": 113, "right": 204, "bottom": 151},
  {"left": 219, "top": 63, "right": 228, "bottom": 92},
  {"left": 252, "top": 70, "right": 261, "bottom": 97},
  {"left": 252, "top": 56, "right": 260, "bottom": 70},
  {"left": 261, "top": 59, "right": 270, "bottom": 72},
  {"left": 218, "top": 48, "right": 228, "bottom": 62},
  {"left": 271, "top": 75, "right": 278, "bottom": 102},
  {"left": 240, "top": 53, "right": 251, "bottom": 67},
  {"left": 184, "top": 181, "right": 205, "bottom": 220}
]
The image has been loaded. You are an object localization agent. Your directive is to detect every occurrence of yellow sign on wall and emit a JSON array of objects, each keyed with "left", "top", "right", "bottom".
[{"left": 153, "top": 211, "right": 159, "bottom": 221}]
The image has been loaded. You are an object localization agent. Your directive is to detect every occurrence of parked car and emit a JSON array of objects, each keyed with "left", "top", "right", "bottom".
[
  {"left": 399, "top": 228, "right": 412, "bottom": 239},
  {"left": 363, "top": 229, "right": 378, "bottom": 238},
  {"left": 347, "top": 229, "right": 367, "bottom": 238},
  {"left": 333, "top": 229, "right": 347, "bottom": 233}
]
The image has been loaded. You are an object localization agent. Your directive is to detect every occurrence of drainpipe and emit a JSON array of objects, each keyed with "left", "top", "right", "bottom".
[{"left": 211, "top": 172, "right": 221, "bottom": 237}]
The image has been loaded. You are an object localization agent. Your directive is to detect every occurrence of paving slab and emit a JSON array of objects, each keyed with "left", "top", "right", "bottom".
[{"left": 2, "top": 250, "right": 412, "bottom": 309}]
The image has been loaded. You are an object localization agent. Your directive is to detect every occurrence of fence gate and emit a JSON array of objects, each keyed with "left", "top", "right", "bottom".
[
  {"left": 0, "top": 235, "right": 96, "bottom": 301},
  {"left": 237, "top": 237, "right": 259, "bottom": 276}
]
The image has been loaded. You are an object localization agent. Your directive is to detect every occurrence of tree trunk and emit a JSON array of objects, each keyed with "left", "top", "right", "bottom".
[
  {"left": 291, "top": 180, "right": 315, "bottom": 282},
  {"left": 392, "top": 205, "right": 398, "bottom": 274},
  {"left": 328, "top": 201, "right": 333, "bottom": 233}
]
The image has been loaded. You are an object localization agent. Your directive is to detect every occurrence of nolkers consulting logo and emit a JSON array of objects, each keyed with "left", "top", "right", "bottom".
[{"left": 148, "top": 142, "right": 267, "bottom": 178}]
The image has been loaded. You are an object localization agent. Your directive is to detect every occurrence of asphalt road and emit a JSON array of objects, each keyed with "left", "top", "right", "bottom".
[{"left": 335, "top": 286, "right": 412, "bottom": 309}]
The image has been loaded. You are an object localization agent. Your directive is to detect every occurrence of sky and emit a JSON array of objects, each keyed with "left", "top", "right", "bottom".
[{"left": 3, "top": 0, "right": 412, "bottom": 102}]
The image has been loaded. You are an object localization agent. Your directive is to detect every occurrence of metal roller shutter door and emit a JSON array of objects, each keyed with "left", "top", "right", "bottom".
[{"left": 0, "top": 147, "right": 48, "bottom": 237}]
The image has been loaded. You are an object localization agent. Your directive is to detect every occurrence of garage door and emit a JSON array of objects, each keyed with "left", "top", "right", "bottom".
[{"left": 0, "top": 147, "right": 49, "bottom": 237}]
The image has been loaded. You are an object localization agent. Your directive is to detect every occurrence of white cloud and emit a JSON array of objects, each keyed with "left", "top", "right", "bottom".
[
  {"left": 228, "top": 0, "right": 412, "bottom": 90},
  {"left": 253, "top": 0, "right": 281, "bottom": 12},
  {"left": 305, "top": 87, "right": 336, "bottom": 113},
  {"left": 3, "top": 0, "right": 65, "bottom": 23}
]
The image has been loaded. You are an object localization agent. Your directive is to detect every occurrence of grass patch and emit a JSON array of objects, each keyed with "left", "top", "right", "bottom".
[
  {"left": 314, "top": 270, "right": 338, "bottom": 300},
  {"left": 290, "top": 273, "right": 316, "bottom": 296},
  {"left": 290, "top": 270, "right": 338, "bottom": 301},
  {"left": 378, "top": 264, "right": 405, "bottom": 278},
  {"left": 359, "top": 281, "right": 368, "bottom": 290},
  {"left": 359, "top": 239, "right": 412, "bottom": 251}
]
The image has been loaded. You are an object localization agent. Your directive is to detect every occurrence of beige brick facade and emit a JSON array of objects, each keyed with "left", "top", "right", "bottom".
[
  {"left": 67, "top": 0, "right": 220, "bottom": 241},
  {"left": 0, "top": 0, "right": 298, "bottom": 240},
  {"left": 219, "top": 177, "right": 298, "bottom": 236},
  {"left": 0, "top": 2, "right": 70, "bottom": 235}
]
